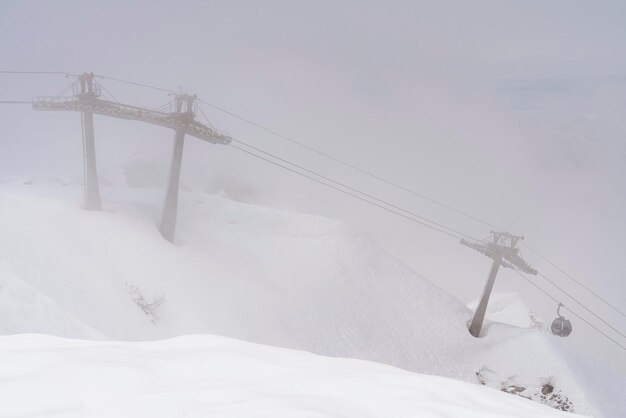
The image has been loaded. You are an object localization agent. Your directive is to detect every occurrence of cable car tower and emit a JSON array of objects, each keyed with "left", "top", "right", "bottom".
[
  {"left": 461, "top": 231, "right": 537, "bottom": 337},
  {"left": 32, "top": 72, "right": 231, "bottom": 242}
]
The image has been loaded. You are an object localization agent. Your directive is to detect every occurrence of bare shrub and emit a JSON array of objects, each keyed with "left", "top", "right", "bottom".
[{"left": 124, "top": 283, "right": 164, "bottom": 324}]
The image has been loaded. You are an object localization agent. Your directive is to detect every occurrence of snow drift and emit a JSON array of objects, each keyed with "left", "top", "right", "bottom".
[{"left": 0, "top": 334, "right": 589, "bottom": 418}]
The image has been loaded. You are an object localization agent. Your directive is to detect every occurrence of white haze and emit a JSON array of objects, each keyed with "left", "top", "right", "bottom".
[{"left": 0, "top": 0, "right": 625, "bottom": 369}]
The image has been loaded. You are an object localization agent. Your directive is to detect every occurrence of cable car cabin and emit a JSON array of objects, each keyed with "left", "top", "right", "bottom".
[
  {"left": 551, "top": 303, "right": 572, "bottom": 337},
  {"left": 551, "top": 316, "right": 572, "bottom": 337}
]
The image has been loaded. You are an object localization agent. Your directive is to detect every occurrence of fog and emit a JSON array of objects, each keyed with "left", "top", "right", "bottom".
[{"left": 1, "top": 1, "right": 625, "bottom": 368}]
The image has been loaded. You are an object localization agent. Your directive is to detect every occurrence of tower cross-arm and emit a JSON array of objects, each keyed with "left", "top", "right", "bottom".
[{"left": 33, "top": 97, "right": 231, "bottom": 145}]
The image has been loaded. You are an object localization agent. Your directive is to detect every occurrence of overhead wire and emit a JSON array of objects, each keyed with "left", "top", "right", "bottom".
[
  {"left": 90, "top": 79, "right": 604, "bottom": 262},
  {"left": 154, "top": 99, "right": 175, "bottom": 112},
  {"left": 197, "top": 103, "right": 626, "bottom": 347},
  {"left": 196, "top": 98, "right": 626, "bottom": 340},
  {"left": 196, "top": 105, "right": 215, "bottom": 129},
  {"left": 0, "top": 70, "right": 70, "bottom": 75},
  {"left": 522, "top": 242, "right": 625, "bottom": 318},
  {"left": 534, "top": 270, "right": 625, "bottom": 338},
  {"left": 51, "top": 80, "right": 76, "bottom": 98},
  {"left": 195, "top": 103, "right": 472, "bottom": 240},
  {"left": 99, "top": 84, "right": 120, "bottom": 104},
  {"left": 228, "top": 143, "right": 464, "bottom": 240},
  {"left": 1, "top": 71, "right": 74, "bottom": 103},
  {"left": 233, "top": 137, "right": 471, "bottom": 240},
  {"left": 100, "top": 75, "right": 178, "bottom": 94},
  {"left": 197, "top": 98, "right": 504, "bottom": 231},
  {"left": 511, "top": 269, "right": 625, "bottom": 351}
]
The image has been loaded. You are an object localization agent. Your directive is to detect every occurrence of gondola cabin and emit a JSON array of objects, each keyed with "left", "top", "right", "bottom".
[
  {"left": 551, "top": 316, "right": 572, "bottom": 337},
  {"left": 551, "top": 303, "right": 572, "bottom": 337}
]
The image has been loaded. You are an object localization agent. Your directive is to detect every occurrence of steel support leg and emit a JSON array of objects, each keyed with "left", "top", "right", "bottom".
[
  {"left": 82, "top": 111, "right": 102, "bottom": 211},
  {"left": 160, "top": 130, "right": 185, "bottom": 242},
  {"left": 469, "top": 257, "right": 501, "bottom": 337}
]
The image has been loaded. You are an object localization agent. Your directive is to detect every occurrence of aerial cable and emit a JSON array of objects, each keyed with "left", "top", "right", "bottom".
[
  {"left": 154, "top": 99, "right": 175, "bottom": 112},
  {"left": 195, "top": 103, "right": 473, "bottom": 239},
  {"left": 535, "top": 271, "right": 625, "bottom": 338},
  {"left": 512, "top": 269, "right": 625, "bottom": 351},
  {"left": 99, "top": 84, "right": 120, "bottom": 104},
  {"left": 0, "top": 70, "right": 70, "bottom": 75},
  {"left": 228, "top": 143, "right": 463, "bottom": 240},
  {"left": 232, "top": 138, "right": 471, "bottom": 240},
  {"left": 197, "top": 98, "right": 504, "bottom": 232},
  {"left": 197, "top": 101, "right": 626, "bottom": 333},
  {"left": 100, "top": 75, "right": 177, "bottom": 94},
  {"left": 522, "top": 242, "right": 625, "bottom": 318},
  {"left": 51, "top": 80, "right": 77, "bottom": 98},
  {"left": 229, "top": 133, "right": 626, "bottom": 342},
  {"left": 196, "top": 105, "right": 216, "bottom": 129}
]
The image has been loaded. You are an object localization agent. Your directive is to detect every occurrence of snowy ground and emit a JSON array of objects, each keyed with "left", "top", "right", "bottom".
[
  {"left": 0, "top": 334, "right": 588, "bottom": 418},
  {"left": 0, "top": 175, "right": 622, "bottom": 416}
]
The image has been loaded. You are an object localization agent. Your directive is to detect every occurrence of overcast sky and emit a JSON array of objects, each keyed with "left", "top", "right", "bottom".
[{"left": 1, "top": 0, "right": 625, "bottom": 367}]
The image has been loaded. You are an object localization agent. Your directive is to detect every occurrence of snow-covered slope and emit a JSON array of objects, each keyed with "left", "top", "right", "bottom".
[
  {"left": 0, "top": 334, "right": 588, "bottom": 418},
  {"left": 0, "top": 262, "right": 103, "bottom": 339},
  {"left": 0, "top": 179, "right": 610, "bottom": 415}
]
